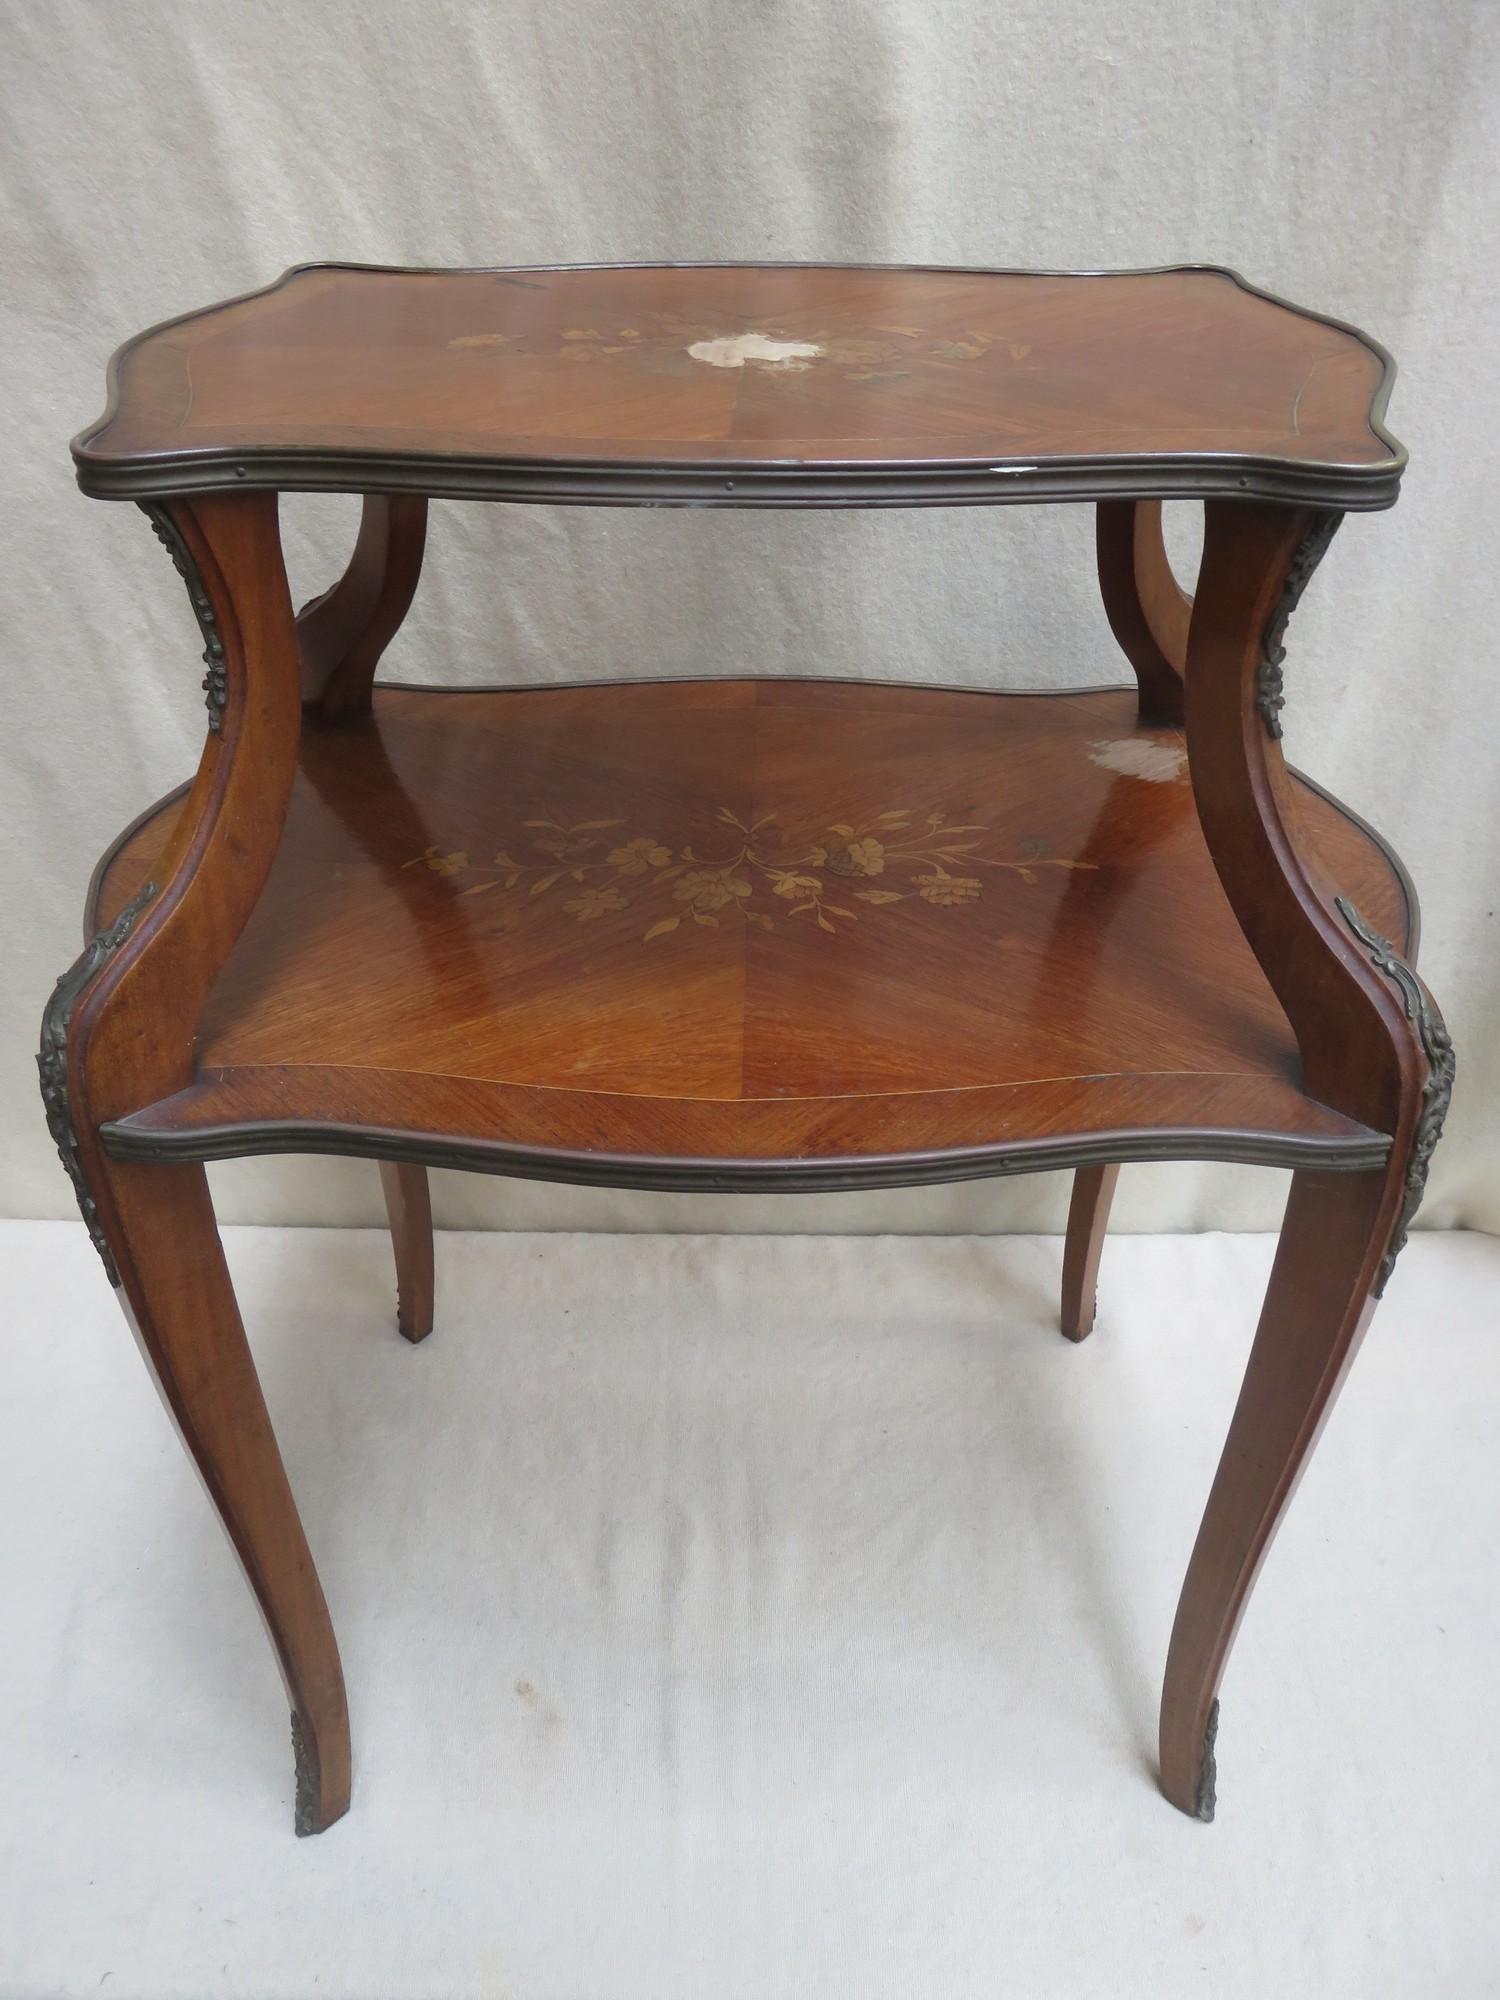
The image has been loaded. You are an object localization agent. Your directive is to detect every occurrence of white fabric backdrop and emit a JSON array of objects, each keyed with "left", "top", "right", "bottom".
[{"left": 3, "top": 0, "right": 1496, "bottom": 1232}]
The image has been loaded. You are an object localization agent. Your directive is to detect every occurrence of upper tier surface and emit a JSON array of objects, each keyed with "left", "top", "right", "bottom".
[{"left": 73, "top": 263, "right": 1404, "bottom": 508}]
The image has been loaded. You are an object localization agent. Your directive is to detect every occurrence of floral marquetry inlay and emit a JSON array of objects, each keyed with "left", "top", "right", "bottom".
[
  {"left": 449, "top": 307, "right": 1034, "bottom": 386},
  {"left": 404, "top": 805, "right": 1095, "bottom": 942}
]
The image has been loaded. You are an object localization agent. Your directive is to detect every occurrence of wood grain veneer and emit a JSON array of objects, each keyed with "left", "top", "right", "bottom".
[
  {"left": 88, "top": 680, "right": 1405, "bottom": 1183},
  {"left": 73, "top": 263, "right": 1403, "bottom": 508}
]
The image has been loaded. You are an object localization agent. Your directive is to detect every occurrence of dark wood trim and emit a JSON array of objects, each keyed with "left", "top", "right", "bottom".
[
  {"left": 72, "top": 453, "right": 1405, "bottom": 513},
  {"left": 98, "top": 1110, "right": 1392, "bottom": 1187},
  {"left": 71, "top": 262, "right": 1406, "bottom": 511}
]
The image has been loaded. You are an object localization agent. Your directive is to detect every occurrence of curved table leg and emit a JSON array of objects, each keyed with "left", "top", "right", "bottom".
[
  {"left": 297, "top": 494, "right": 428, "bottom": 723},
  {"left": 1060, "top": 1163, "right": 1119, "bottom": 1341},
  {"left": 299, "top": 496, "right": 435, "bottom": 1336},
  {"left": 1159, "top": 1164, "right": 1395, "bottom": 1817},
  {"left": 1096, "top": 498, "right": 1193, "bottom": 726},
  {"left": 41, "top": 493, "right": 349, "bottom": 1833},
  {"left": 1157, "top": 497, "right": 1453, "bottom": 1819},
  {"left": 96, "top": 1161, "right": 349, "bottom": 1832},
  {"left": 379, "top": 1161, "right": 435, "bottom": 1344}
]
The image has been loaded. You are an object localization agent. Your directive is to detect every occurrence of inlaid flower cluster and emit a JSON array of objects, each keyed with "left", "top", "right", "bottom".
[
  {"left": 406, "top": 806, "right": 1094, "bottom": 943},
  {"left": 450, "top": 310, "right": 1031, "bottom": 384}
]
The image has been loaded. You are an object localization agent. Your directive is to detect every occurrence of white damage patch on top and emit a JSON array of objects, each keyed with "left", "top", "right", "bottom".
[
  {"left": 687, "top": 332, "right": 823, "bottom": 370},
  {"left": 1088, "top": 738, "right": 1188, "bottom": 783}
]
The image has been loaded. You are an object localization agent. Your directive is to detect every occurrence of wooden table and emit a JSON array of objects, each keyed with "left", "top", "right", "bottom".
[{"left": 48, "top": 263, "right": 1451, "bottom": 1835}]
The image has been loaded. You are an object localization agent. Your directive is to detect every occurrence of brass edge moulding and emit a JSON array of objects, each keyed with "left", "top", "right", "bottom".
[
  {"left": 37, "top": 880, "right": 159, "bottom": 1284},
  {"left": 76, "top": 452, "right": 1405, "bottom": 511},
  {"left": 1254, "top": 511, "right": 1343, "bottom": 739},
  {"left": 97, "top": 1117, "right": 1394, "bottom": 1188},
  {"left": 1335, "top": 895, "right": 1455, "bottom": 1293},
  {"left": 71, "top": 261, "right": 1406, "bottom": 510}
]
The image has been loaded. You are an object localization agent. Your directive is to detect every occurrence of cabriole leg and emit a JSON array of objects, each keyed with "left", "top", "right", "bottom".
[
  {"left": 41, "top": 491, "right": 349, "bottom": 1832},
  {"left": 1159, "top": 1164, "right": 1396, "bottom": 1818},
  {"left": 1163, "top": 497, "right": 1450, "bottom": 1819},
  {"left": 1096, "top": 498, "right": 1192, "bottom": 726},
  {"left": 297, "top": 495, "right": 428, "bottom": 721},
  {"left": 96, "top": 1159, "right": 350, "bottom": 1832},
  {"left": 379, "top": 1161, "right": 435, "bottom": 1343},
  {"left": 1060, "top": 1163, "right": 1119, "bottom": 1341}
]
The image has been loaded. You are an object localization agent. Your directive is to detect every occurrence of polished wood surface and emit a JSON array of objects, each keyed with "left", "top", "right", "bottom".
[
  {"left": 61, "top": 493, "right": 349, "bottom": 1832},
  {"left": 297, "top": 495, "right": 428, "bottom": 720},
  {"left": 73, "top": 264, "right": 1402, "bottom": 507},
  {"left": 1157, "top": 1163, "right": 1397, "bottom": 1816},
  {"left": 1150, "top": 498, "right": 1439, "bottom": 1817},
  {"left": 1096, "top": 499, "right": 1190, "bottom": 725},
  {"left": 89, "top": 680, "right": 1406, "bottom": 1181},
  {"left": 49, "top": 267, "right": 1448, "bottom": 1836}
]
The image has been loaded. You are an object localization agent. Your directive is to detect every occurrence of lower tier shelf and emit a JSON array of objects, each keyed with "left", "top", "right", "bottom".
[{"left": 93, "top": 678, "right": 1409, "bottom": 1187}]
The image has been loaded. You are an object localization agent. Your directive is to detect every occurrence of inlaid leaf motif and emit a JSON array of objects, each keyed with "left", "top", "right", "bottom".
[{"left": 407, "top": 801, "right": 1093, "bottom": 941}]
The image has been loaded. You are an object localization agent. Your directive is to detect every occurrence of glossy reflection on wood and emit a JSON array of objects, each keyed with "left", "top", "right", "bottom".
[
  {"left": 1158, "top": 1165, "right": 1398, "bottom": 1816},
  {"left": 72, "top": 263, "right": 1402, "bottom": 507},
  {"left": 61, "top": 492, "right": 350, "bottom": 1834},
  {"left": 52, "top": 266, "right": 1444, "bottom": 1837},
  {"left": 1096, "top": 500, "right": 1192, "bottom": 726},
  {"left": 90, "top": 680, "right": 1409, "bottom": 1184},
  {"left": 297, "top": 495, "right": 428, "bottom": 720},
  {"left": 1149, "top": 498, "right": 1436, "bottom": 1820}
]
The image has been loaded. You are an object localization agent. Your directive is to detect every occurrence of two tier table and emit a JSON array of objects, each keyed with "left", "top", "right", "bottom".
[{"left": 48, "top": 262, "right": 1451, "bottom": 1834}]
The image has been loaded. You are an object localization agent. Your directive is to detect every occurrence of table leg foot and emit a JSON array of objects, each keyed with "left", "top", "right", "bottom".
[
  {"left": 1060, "top": 1163, "right": 1119, "bottom": 1341},
  {"left": 379, "top": 1161, "right": 435, "bottom": 1343},
  {"left": 1158, "top": 1166, "right": 1393, "bottom": 1820}
]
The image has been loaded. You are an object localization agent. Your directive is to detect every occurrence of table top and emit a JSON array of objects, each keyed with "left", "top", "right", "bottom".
[{"left": 73, "top": 262, "right": 1405, "bottom": 509}]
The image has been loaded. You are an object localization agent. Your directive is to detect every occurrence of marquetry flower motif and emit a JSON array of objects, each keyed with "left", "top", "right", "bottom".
[
  {"left": 772, "top": 872, "right": 823, "bottom": 900},
  {"left": 563, "top": 886, "right": 628, "bottom": 921},
  {"left": 674, "top": 869, "right": 753, "bottom": 912},
  {"left": 608, "top": 836, "right": 672, "bottom": 874},
  {"left": 406, "top": 806, "right": 1094, "bottom": 942},
  {"left": 451, "top": 309, "right": 1034, "bottom": 386},
  {"left": 829, "top": 836, "right": 885, "bottom": 877},
  {"left": 409, "top": 845, "right": 469, "bottom": 875},
  {"left": 532, "top": 820, "right": 613, "bottom": 860},
  {"left": 915, "top": 869, "right": 981, "bottom": 906}
]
